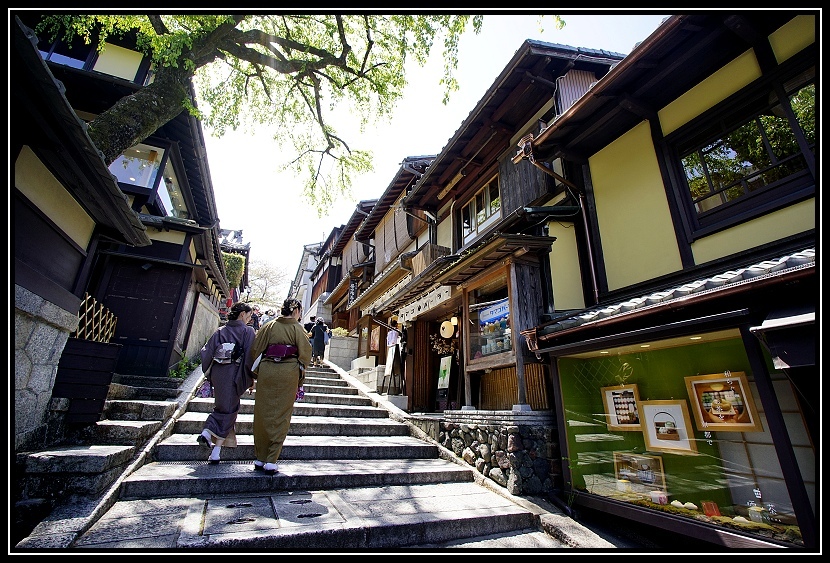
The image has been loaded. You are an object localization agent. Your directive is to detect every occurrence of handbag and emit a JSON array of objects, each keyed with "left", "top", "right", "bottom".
[{"left": 197, "top": 379, "right": 213, "bottom": 398}]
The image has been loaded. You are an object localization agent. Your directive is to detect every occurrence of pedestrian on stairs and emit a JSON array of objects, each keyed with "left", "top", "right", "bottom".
[
  {"left": 309, "top": 317, "right": 330, "bottom": 367},
  {"left": 248, "top": 298, "right": 312, "bottom": 475},
  {"left": 197, "top": 301, "right": 256, "bottom": 464}
]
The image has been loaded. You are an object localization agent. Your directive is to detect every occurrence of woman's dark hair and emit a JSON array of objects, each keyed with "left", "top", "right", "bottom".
[
  {"left": 281, "top": 298, "right": 302, "bottom": 317},
  {"left": 228, "top": 301, "right": 252, "bottom": 321}
]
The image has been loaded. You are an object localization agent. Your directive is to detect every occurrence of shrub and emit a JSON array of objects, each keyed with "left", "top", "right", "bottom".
[
  {"left": 169, "top": 357, "right": 200, "bottom": 379},
  {"left": 331, "top": 327, "right": 350, "bottom": 337}
]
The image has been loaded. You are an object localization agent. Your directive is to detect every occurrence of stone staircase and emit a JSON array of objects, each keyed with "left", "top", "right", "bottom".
[
  {"left": 58, "top": 364, "right": 570, "bottom": 550},
  {"left": 13, "top": 373, "right": 187, "bottom": 547}
]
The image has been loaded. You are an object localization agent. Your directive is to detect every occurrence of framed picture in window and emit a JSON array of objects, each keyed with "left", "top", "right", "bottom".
[
  {"left": 613, "top": 451, "right": 666, "bottom": 492},
  {"left": 640, "top": 400, "right": 698, "bottom": 455},
  {"left": 684, "top": 371, "right": 763, "bottom": 432},
  {"left": 600, "top": 384, "right": 642, "bottom": 431}
]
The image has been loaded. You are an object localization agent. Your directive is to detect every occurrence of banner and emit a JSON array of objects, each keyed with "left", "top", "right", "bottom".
[
  {"left": 437, "top": 355, "right": 451, "bottom": 389},
  {"left": 479, "top": 297, "right": 509, "bottom": 325}
]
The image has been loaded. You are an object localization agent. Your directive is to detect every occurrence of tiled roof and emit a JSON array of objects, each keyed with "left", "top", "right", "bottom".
[{"left": 539, "top": 247, "right": 815, "bottom": 336}]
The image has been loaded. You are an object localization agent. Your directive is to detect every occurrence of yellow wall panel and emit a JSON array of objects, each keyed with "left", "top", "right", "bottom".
[
  {"left": 93, "top": 43, "right": 143, "bottom": 81},
  {"left": 691, "top": 198, "right": 815, "bottom": 265},
  {"left": 770, "top": 15, "right": 815, "bottom": 63},
  {"left": 148, "top": 228, "right": 187, "bottom": 245},
  {"left": 659, "top": 50, "right": 761, "bottom": 136},
  {"left": 589, "top": 122, "right": 683, "bottom": 291},
  {"left": 15, "top": 146, "right": 95, "bottom": 249}
]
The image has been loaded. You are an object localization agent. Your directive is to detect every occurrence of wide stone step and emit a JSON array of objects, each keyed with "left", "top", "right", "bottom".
[
  {"left": 187, "top": 397, "right": 382, "bottom": 416},
  {"left": 118, "top": 458, "right": 475, "bottom": 499},
  {"left": 175, "top": 413, "right": 409, "bottom": 437},
  {"left": 76, "top": 482, "right": 543, "bottom": 550},
  {"left": 302, "top": 375, "right": 350, "bottom": 387},
  {"left": 300, "top": 383, "right": 358, "bottom": 395},
  {"left": 103, "top": 399, "right": 177, "bottom": 421},
  {"left": 157, "top": 434, "right": 438, "bottom": 461}
]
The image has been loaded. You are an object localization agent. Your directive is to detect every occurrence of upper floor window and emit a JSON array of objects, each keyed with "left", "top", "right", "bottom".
[
  {"left": 37, "top": 33, "right": 95, "bottom": 69},
  {"left": 674, "top": 65, "right": 814, "bottom": 235},
  {"left": 460, "top": 176, "right": 500, "bottom": 245},
  {"left": 108, "top": 140, "right": 190, "bottom": 220}
]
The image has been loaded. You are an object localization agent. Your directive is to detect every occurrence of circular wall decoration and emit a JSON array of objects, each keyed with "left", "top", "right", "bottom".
[{"left": 440, "top": 320, "right": 455, "bottom": 338}]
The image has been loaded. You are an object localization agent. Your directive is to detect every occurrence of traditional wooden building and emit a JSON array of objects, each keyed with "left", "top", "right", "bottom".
[
  {"left": 15, "top": 14, "right": 231, "bottom": 384},
  {"left": 13, "top": 16, "right": 153, "bottom": 448},
  {"left": 324, "top": 199, "right": 379, "bottom": 332},
  {"left": 515, "top": 13, "right": 816, "bottom": 549}
]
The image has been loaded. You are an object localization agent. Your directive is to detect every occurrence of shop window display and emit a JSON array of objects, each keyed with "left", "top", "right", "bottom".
[
  {"left": 557, "top": 329, "right": 812, "bottom": 547},
  {"left": 467, "top": 275, "right": 511, "bottom": 360}
]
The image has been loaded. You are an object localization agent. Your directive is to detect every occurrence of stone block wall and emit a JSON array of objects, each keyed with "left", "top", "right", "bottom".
[
  {"left": 325, "top": 335, "right": 359, "bottom": 371},
  {"left": 183, "top": 293, "right": 220, "bottom": 362},
  {"left": 14, "top": 284, "right": 80, "bottom": 452},
  {"left": 410, "top": 410, "right": 559, "bottom": 497}
]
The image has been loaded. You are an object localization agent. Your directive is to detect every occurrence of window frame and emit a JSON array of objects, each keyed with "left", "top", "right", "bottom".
[
  {"left": 665, "top": 54, "right": 815, "bottom": 241},
  {"left": 459, "top": 175, "right": 501, "bottom": 248},
  {"left": 108, "top": 137, "right": 192, "bottom": 220}
]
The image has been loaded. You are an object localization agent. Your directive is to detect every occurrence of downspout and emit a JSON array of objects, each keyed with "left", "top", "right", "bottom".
[{"left": 524, "top": 151, "right": 600, "bottom": 304}]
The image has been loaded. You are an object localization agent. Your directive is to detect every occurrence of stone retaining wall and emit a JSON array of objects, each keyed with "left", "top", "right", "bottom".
[{"left": 409, "top": 410, "right": 559, "bottom": 497}]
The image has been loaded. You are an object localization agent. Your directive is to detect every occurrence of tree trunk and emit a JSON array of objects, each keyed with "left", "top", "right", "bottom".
[{"left": 87, "top": 64, "right": 195, "bottom": 165}]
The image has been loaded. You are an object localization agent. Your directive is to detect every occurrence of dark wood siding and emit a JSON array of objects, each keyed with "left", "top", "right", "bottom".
[
  {"left": 14, "top": 190, "right": 86, "bottom": 295},
  {"left": 373, "top": 203, "right": 410, "bottom": 272},
  {"left": 499, "top": 157, "right": 554, "bottom": 216},
  {"left": 101, "top": 257, "right": 189, "bottom": 376},
  {"left": 52, "top": 338, "right": 122, "bottom": 425}
]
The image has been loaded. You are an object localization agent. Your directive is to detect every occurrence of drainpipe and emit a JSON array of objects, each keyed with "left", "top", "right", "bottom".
[{"left": 525, "top": 153, "right": 600, "bottom": 304}]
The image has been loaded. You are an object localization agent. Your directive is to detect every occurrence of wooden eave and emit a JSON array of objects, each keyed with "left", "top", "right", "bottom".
[
  {"left": 404, "top": 39, "right": 625, "bottom": 212},
  {"left": 529, "top": 12, "right": 804, "bottom": 161},
  {"left": 381, "top": 233, "right": 556, "bottom": 314},
  {"left": 331, "top": 199, "right": 378, "bottom": 256},
  {"left": 354, "top": 156, "right": 434, "bottom": 242},
  {"left": 13, "top": 17, "right": 151, "bottom": 247}
]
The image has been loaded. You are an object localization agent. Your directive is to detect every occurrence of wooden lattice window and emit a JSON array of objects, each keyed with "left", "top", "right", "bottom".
[{"left": 70, "top": 293, "right": 118, "bottom": 343}]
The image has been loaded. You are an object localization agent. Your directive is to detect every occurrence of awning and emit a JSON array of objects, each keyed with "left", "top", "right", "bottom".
[{"left": 750, "top": 306, "right": 816, "bottom": 369}]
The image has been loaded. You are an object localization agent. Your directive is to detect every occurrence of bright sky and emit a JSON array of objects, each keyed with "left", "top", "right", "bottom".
[{"left": 202, "top": 12, "right": 670, "bottom": 294}]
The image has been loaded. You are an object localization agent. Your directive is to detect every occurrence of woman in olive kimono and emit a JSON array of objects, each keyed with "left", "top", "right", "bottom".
[
  {"left": 198, "top": 302, "right": 256, "bottom": 463},
  {"left": 249, "top": 298, "right": 312, "bottom": 475}
]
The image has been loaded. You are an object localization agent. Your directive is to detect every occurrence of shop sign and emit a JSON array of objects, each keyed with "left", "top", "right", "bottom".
[
  {"left": 399, "top": 285, "right": 452, "bottom": 323},
  {"left": 479, "top": 297, "right": 509, "bottom": 325}
]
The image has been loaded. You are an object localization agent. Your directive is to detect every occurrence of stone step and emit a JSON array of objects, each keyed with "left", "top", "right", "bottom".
[
  {"left": 76, "top": 419, "right": 163, "bottom": 445},
  {"left": 16, "top": 445, "right": 136, "bottom": 500},
  {"left": 300, "top": 382, "right": 359, "bottom": 395},
  {"left": 106, "top": 382, "right": 179, "bottom": 401},
  {"left": 118, "top": 458, "right": 475, "bottom": 499},
  {"left": 302, "top": 375, "right": 349, "bottom": 386},
  {"left": 157, "top": 433, "right": 438, "bottom": 461},
  {"left": 187, "top": 397, "right": 380, "bottom": 416},
  {"left": 111, "top": 374, "right": 183, "bottom": 389},
  {"left": 103, "top": 399, "right": 177, "bottom": 421},
  {"left": 75, "top": 482, "right": 551, "bottom": 550},
  {"left": 174, "top": 412, "right": 410, "bottom": 437}
]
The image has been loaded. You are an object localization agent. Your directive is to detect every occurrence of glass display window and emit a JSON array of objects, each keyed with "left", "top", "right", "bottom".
[
  {"left": 466, "top": 272, "right": 512, "bottom": 363},
  {"left": 556, "top": 328, "right": 812, "bottom": 547}
]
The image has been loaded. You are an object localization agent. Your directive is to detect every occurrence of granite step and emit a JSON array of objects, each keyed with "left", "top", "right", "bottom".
[
  {"left": 73, "top": 482, "right": 557, "bottom": 550},
  {"left": 174, "top": 412, "right": 410, "bottom": 437},
  {"left": 106, "top": 382, "right": 180, "bottom": 401},
  {"left": 187, "top": 397, "right": 385, "bottom": 417},
  {"left": 103, "top": 399, "right": 178, "bottom": 421},
  {"left": 111, "top": 373, "right": 183, "bottom": 389},
  {"left": 118, "top": 458, "right": 475, "bottom": 499},
  {"left": 157, "top": 433, "right": 439, "bottom": 461}
]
